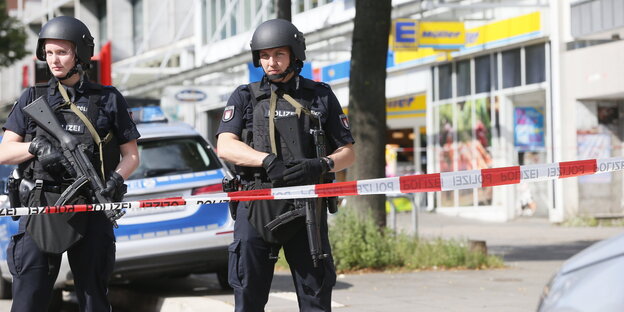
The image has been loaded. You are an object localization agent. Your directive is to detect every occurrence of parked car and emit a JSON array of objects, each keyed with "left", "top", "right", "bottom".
[
  {"left": 0, "top": 160, "right": 17, "bottom": 299},
  {"left": 537, "top": 231, "right": 624, "bottom": 311},
  {"left": 0, "top": 117, "right": 234, "bottom": 301},
  {"left": 113, "top": 120, "right": 233, "bottom": 288}
]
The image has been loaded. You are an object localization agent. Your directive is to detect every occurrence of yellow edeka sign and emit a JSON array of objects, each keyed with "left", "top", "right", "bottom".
[
  {"left": 392, "top": 19, "right": 465, "bottom": 51},
  {"left": 341, "top": 94, "right": 426, "bottom": 120},
  {"left": 387, "top": 94, "right": 426, "bottom": 119}
]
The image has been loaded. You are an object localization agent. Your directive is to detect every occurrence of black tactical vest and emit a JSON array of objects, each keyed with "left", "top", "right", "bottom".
[
  {"left": 241, "top": 78, "right": 322, "bottom": 244},
  {"left": 22, "top": 83, "right": 119, "bottom": 183},
  {"left": 248, "top": 80, "right": 316, "bottom": 164},
  {"left": 20, "top": 82, "right": 119, "bottom": 254}
]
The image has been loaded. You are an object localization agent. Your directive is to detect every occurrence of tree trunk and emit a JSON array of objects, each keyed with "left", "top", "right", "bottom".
[
  {"left": 347, "top": 0, "right": 392, "bottom": 228},
  {"left": 276, "top": 0, "right": 292, "bottom": 21}
]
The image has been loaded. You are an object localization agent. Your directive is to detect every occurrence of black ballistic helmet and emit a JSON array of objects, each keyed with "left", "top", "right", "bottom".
[
  {"left": 250, "top": 19, "right": 306, "bottom": 67},
  {"left": 36, "top": 16, "right": 95, "bottom": 66}
]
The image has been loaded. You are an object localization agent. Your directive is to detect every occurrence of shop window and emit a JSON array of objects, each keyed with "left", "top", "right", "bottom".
[
  {"left": 132, "top": 0, "right": 144, "bottom": 55},
  {"left": 493, "top": 54, "right": 499, "bottom": 90},
  {"left": 220, "top": 0, "right": 227, "bottom": 39},
  {"left": 526, "top": 43, "right": 545, "bottom": 84},
  {"left": 457, "top": 100, "right": 474, "bottom": 206},
  {"left": 475, "top": 55, "right": 491, "bottom": 93},
  {"left": 456, "top": 60, "right": 471, "bottom": 97},
  {"left": 502, "top": 48, "right": 521, "bottom": 88},
  {"left": 431, "top": 67, "right": 436, "bottom": 102},
  {"left": 297, "top": 0, "right": 305, "bottom": 12},
  {"left": 438, "top": 64, "right": 452, "bottom": 100},
  {"left": 97, "top": 1, "right": 107, "bottom": 47}
]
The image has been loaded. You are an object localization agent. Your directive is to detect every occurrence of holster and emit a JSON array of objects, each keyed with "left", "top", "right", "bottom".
[
  {"left": 222, "top": 174, "right": 241, "bottom": 220},
  {"left": 7, "top": 169, "right": 22, "bottom": 221}
]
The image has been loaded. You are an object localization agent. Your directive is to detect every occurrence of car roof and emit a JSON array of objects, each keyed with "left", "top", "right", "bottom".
[{"left": 136, "top": 122, "right": 202, "bottom": 140}]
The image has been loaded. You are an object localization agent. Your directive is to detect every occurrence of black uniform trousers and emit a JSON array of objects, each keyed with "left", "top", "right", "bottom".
[
  {"left": 7, "top": 211, "right": 115, "bottom": 312},
  {"left": 228, "top": 202, "right": 337, "bottom": 312}
]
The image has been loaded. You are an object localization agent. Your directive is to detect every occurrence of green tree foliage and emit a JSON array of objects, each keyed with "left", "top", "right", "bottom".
[{"left": 0, "top": 2, "right": 28, "bottom": 67}]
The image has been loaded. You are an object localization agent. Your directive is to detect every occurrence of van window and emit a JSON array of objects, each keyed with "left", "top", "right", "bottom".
[{"left": 129, "top": 136, "right": 221, "bottom": 179}]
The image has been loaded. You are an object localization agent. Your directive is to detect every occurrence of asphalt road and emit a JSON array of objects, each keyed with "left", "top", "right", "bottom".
[{"left": 1, "top": 212, "right": 622, "bottom": 311}]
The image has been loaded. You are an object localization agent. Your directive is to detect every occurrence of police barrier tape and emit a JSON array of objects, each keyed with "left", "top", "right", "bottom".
[{"left": 2, "top": 157, "right": 624, "bottom": 217}]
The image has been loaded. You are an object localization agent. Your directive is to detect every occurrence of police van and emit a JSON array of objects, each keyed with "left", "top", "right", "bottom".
[{"left": 0, "top": 108, "right": 234, "bottom": 300}]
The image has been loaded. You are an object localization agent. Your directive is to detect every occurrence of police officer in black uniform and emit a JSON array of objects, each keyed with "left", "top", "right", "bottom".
[
  {"left": 217, "top": 19, "right": 355, "bottom": 312},
  {"left": 0, "top": 16, "right": 140, "bottom": 311}
]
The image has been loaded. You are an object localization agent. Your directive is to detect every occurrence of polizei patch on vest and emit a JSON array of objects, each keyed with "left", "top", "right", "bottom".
[
  {"left": 264, "top": 110, "right": 297, "bottom": 119},
  {"left": 222, "top": 105, "right": 235, "bottom": 122},
  {"left": 63, "top": 124, "right": 84, "bottom": 134},
  {"left": 339, "top": 114, "right": 350, "bottom": 130}
]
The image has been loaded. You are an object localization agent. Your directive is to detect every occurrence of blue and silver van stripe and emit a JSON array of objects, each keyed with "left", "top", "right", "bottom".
[{"left": 126, "top": 169, "right": 225, "bottom": 195}]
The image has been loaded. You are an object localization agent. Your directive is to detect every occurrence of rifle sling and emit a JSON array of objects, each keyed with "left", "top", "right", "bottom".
[
  {"left": 57, "top": 82, "right": 111, "bottom": 180},
  {"left": 268, "top": 90, "right": 313, "bottom": 156}
]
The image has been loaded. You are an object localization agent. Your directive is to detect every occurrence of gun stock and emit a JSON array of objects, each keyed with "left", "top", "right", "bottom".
[{"left": 23, "top": 96, "right": 79, "bottom": 151}]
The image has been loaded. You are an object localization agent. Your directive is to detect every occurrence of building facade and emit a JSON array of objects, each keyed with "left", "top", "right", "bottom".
[{"left": 2, "top": 0, "right": 623, "bottom": 222}]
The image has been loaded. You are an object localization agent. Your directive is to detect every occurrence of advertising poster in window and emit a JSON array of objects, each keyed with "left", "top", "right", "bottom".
[
  {"left": 438, "top": 103, "right": 454, "bottom": 207},
  {"left": 514, "top": 107, "right": 545, "bottom": 151},
  {"left": 457, "top": 101, "right": 474, "bottom": 206}
]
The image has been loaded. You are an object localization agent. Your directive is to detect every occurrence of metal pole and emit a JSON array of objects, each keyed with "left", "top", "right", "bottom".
[
  {"left": 412, "top": 193, "right": 419, "bottom": 238},
  {"left": 389, "top": 197, "right": 397, "bottom": 233}
]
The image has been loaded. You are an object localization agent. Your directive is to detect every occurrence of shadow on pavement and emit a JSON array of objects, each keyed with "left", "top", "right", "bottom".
[
  {"left": 104, "top": 272, "right": 352, "bottom": 312},
  {"left": 492, "top": 240, "right": 599, "bottom": 262}
]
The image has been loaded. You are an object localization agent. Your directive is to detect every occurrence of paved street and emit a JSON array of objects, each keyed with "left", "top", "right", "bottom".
[
  {"left": 195, "top": 212, "right": 623, "bottom": 312},
  {"left": 1, "top": 211, "right": 622, "bottom": 311}
]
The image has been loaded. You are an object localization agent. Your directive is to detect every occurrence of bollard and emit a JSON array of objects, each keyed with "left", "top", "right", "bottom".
[{"left": 468, "top": 240, "right": 488, "bottom": 255}]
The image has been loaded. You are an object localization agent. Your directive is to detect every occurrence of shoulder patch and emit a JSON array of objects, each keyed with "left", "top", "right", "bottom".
[
  {"left": 339, "top": 114, "right": 350, "bottom": 130},
  {"left": 222, "top": 105, "right": 235, "bottom": 122}
]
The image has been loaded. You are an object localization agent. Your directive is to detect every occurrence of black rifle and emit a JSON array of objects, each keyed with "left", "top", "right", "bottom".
[
  {"left": 22, "top": 96, "right": 125, "bottom": 227},
  {"left": 310, "top": 114, "right": 338, "bottom": 214},
  {"left": 303, "top": 114, "right": 339, "bottom": 267}
]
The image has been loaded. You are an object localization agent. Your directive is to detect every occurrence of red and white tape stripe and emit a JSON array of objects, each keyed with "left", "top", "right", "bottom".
[{"left": 2, "top": 157, "right": 624, "bottom": 217}]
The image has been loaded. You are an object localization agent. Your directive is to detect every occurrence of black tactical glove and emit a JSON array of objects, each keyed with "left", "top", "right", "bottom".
[
  {"left": 100, "top": 172, "right": 127, "bottom": 228},
  {"left": 283, "top": 158, "right": 330, "bottom": 186},
  {"left": 28, "top": 136, "right": 76, "bottom": 176},
  {"left": 100, "top": 172, "right": 127, "bottom": 202},
  {"left": 262, "top": 153, "right": 287, "bottom": 186}
]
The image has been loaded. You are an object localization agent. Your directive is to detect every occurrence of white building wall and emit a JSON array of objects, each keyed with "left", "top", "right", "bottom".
[{"left": 109, "top": 0, "right": 134, "bottom": 61}]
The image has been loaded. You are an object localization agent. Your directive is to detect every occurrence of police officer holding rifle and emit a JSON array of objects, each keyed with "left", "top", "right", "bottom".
[
  {"left": 217, "top": 19, "right": 355, "bottom": 312},
  {"left": 0, "top": 16, "right": 139, "bottom": 311}
]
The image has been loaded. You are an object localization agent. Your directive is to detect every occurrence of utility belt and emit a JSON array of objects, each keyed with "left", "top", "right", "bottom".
[
  {"left": 8, "top": 169, "right": 76, "bottom": 209},
  {"left": 32, "top": 181, "right": 71, "bottom": 194}
]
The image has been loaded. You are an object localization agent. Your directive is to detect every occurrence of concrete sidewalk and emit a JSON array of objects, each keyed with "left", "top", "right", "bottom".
[
  {"left": 413, "top": 212, "right": 623, "bottom": 260},
  {"left": 200, "top": 212, "right": 624, "bottom": 312}
]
